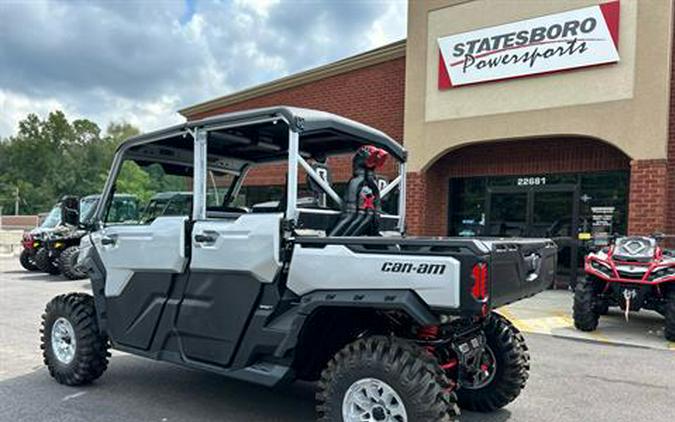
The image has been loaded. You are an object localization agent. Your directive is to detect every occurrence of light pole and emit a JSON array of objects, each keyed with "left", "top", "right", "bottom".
[
  {"left": 0, "top": 183, "right": 20, "bottom": 215},
  {"left": 15, "top": 186, "right": 19, "bottom": 215}
]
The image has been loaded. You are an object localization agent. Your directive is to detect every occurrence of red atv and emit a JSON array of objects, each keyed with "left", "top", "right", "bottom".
[{"left": 574, "top": 235, "right": 675, "bottom": 341}]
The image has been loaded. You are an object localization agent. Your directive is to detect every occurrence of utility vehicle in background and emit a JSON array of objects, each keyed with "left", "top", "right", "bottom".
[
  {"left": 40, "top": 107, "right": 557, "bottom": 421},
  {"left": 575, "top": 234, "right": 675, "bottom": 341},
  {"left": 37, "top": 194, "right": 139, "bottom": 278},
  {"left": 138, "top": 192, "right": 192, "bottom": 224},
  {"left": 19, "top": 201, "right": 63, "bottom": 271}
]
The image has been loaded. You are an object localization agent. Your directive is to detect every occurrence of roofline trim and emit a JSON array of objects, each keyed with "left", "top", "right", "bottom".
[{"left": 178, "top": 39, "right": 407, "bottom": 118}]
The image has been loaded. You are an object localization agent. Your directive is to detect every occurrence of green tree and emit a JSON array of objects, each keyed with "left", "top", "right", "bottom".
[{"left": 0, "top": 111, "right": 142, "bottom": 215}]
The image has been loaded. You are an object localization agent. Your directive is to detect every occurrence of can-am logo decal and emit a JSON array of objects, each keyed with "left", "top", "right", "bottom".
[
  {"left": 438, "top": 1, "right": 620, "bottom": 89},
  {"left": 381, "top": 262, "right": 446, "bottom": 275}
]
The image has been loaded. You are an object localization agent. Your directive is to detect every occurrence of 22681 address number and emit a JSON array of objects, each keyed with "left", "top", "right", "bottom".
[{"left": 517, "top": 177, "right": 546, "bottom": 186}]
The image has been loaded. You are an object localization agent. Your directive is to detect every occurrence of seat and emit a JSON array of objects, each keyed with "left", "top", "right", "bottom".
[{"left": 329, "top": 146, "right": 388, "bottom": 237}]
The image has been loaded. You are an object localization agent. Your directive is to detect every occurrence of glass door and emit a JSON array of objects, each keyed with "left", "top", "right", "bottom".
[
  {"left": 486, "top": 187, "right": 579, "bottom": 288},
  {"left": 486, "top": 192, "right": 528, "bottom": 237},
  {"left": 530, "top": 190, "right": 577, "bottom": 284}
]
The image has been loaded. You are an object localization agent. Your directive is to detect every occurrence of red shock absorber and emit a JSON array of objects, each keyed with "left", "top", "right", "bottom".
[
  {"left": 417, "top": 325, "right": 458, "bottom": 391},
  {"left": 417, "top": 325, "right": 440, "bottom": 340},
  {"left": 417, "top": 325, "right": 458, "bottom": 369}
]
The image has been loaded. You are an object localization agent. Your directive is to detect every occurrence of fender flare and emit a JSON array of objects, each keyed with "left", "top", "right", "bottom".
[{"left": 274, "top": 289, "right": 438, "bottom": 358}]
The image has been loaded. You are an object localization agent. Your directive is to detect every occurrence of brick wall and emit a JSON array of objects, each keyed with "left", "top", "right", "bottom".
[
  {"left": 0, "top": 215, "right": 39, "bottom": 230},
  {"left": 190, "top": 57, "right": 406, "bottom": 186},
  {"left": 407, "top": 138, "right": 631, "bottom": 236},
  {"left": 628, "top": 159, "right": 668, "bottom": 235}
]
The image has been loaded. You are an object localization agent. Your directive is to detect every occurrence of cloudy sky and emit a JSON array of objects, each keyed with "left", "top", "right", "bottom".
[{"left": 0, "top": 0, "right": 407, "bottom": 137}]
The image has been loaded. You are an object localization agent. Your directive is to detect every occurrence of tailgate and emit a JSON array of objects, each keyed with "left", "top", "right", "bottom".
[{"left": 484, "top": 239, "right": 557, "bottom": 308}]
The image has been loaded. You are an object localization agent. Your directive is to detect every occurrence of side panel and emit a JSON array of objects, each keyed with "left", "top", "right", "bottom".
[
  {"left": 89, "top": 216, "right": 188, "bottom": 349},
  {"left": 105, "top": 272, "right": 173, "bottom": 349},
  {"left": 287, "top": 244, "right": 462, "bottom": 309},
  {"left": 91, "top": 216, "right": 188, "bottom": 296},
  {"left": 175, "top": 272, "right": 262, "bottom": 367},
  {"left": 189, "top": 213, "right": 282, "bottom": 282},
  {"left": 175, "top": 213, "right": 282, "bottom": 367}
]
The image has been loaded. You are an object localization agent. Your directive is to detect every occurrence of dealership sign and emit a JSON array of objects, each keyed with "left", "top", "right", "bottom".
[{"left": 438, "top": 1, "right": 620, "bottom": 89}]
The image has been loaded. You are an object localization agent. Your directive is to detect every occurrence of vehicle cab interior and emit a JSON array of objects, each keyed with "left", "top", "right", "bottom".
[{"left": 101, "top": 107, "right": 406, "bottom": 238}]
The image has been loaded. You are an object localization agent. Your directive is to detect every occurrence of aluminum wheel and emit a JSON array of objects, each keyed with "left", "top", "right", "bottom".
[
  {"left": 461, "top": 345, "right": 497, "bottom": 390},
  {"left": 342, "top": 377, "right": 408, "bottom": 422},
  {"left": 51, "top": 317, "right": 77, "bottom": 365}
]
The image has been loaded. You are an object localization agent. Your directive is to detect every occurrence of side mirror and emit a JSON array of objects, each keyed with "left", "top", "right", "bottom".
[{"left": 61, "top": 196, "right": 80, "bottom": 226}]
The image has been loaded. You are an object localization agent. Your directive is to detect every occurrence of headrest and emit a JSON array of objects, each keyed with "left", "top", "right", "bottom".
[{"left": 353, "top": 145, "right": 388, "bottom": 171}]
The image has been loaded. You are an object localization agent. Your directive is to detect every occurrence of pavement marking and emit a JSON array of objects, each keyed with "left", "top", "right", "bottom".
[
  {"left": 500, "top": 302, "right": 674, "bottom": 351},
  {"left": 498, "top": 307, "right": 535, "bottom": 333},
  {"left": 62, "top": 391, "right": 86, "bottom": 402},
  {"left": 553, "top": 311, "right": 613, "bottom": 344}
]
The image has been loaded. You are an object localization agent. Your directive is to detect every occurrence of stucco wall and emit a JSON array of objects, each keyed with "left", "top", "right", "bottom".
[{"left": 404, "top": 0, "right": 673, "bottom": 172}]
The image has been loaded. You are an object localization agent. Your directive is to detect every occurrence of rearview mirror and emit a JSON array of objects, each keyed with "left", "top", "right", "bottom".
[{"left": 61, "top": 196, "right": 80, "bottom": 226}]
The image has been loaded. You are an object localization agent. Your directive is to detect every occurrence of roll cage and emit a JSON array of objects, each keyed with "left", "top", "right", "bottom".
[{"left": 94, "top": 106, "right": 408, "bottom": 232}]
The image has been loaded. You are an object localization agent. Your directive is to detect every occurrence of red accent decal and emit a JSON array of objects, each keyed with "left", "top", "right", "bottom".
[
  {"left": 361, "top": 193, "right": 375, "bottom": 210},
  {"left": 438, "top": 50, "right": 452, "bottom": 90},
  {"left": 600, "top": 0, "right": 620, "bottom": 48}
]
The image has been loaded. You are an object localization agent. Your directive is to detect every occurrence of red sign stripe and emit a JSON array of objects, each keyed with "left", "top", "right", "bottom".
[
  {"left": 438, "top": 50, "right": 452, "bottom": 89},
  {"left": 600, "top": 0, "right": 620, "bottom": 48}
]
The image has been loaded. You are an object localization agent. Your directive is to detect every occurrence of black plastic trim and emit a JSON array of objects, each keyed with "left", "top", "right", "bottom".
[{"left": 274, "top": 289, "right": 438, "bottom": 358}]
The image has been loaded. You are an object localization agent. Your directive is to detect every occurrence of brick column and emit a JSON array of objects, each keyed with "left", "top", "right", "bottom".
[
  {"left": 405, "top": 171, "right": 447, "bottom": 236},
  {"left": 406, "top": 172, "right": 428, "bottom": 236},
  {"left": 627, "top": 159, "right": 668, "bottom": 235}
]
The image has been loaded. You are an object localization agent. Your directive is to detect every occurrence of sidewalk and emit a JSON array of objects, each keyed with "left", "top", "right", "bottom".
[{"left": 499, "top": 289, "right": 675, "bottom": 351}]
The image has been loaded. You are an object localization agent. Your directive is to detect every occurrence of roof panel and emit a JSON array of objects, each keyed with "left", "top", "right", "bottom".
[{"left": 121, "top": 106, "right": 407, "bottom": 162}]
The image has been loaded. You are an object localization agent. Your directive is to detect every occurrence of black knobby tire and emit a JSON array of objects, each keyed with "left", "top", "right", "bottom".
[
  {"left": 665, "top": 288, "right": 675, "bottom": 341},
  {"left": 573, "top": 276, "right": 600, "bottom": 331},
  {"left": 317, "top": 335, "right": 459, "bottom": 422},
  {"left": 40, "top": 293, "right": 109, "bottom": 385},
  {"left": 59, "top": 246, "right": 86, "bottom": 280},
  {"left": 456, "top": 312, "right": 530, "bottom": 412},
  {"left": 19, "top": 248, "right": 39, "bottom": 271},
  {"left": 35, "top": 247, "right": 60, "bottom": 275},
  {"left": 595, "top": 301, "right": 610, "bottom": 316}
]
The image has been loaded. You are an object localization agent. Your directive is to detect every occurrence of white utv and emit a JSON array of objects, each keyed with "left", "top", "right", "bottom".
[{"left": 40, "top": 107, "right": 557, "bottom": 421}]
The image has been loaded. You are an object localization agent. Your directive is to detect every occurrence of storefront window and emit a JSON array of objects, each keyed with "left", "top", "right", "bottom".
[
  {"left": 449, "top": 171, "right": 628, "bottom": 237},
  {"left": 578, "top": 172, "right": 628, "bottom": 236},
  {"left": 449, "top": 171, "right": 629, "bottom": 286},
  {"left": 449, "top": 178, "right": 487, "bottom": 236}
]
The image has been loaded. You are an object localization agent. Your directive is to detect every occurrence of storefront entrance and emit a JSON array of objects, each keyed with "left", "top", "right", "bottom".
[
  {"left": 486, "top": 185, "right": 578, "bottom": 284},
  {"left": 448, "top": 172, "right": 629, "bottom": 287}
]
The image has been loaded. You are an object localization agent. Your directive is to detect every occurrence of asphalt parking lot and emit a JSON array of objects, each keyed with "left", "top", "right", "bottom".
[{"left": 1, "top": 256, "right": 674, "bottom": 422}]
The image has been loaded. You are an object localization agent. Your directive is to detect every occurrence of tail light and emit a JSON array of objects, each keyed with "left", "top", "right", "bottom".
[{"left": 471, "top": 263, "right": 489, "bottom": 301}]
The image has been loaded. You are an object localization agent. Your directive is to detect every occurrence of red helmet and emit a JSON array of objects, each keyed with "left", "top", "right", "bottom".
[{"left": 354, "top": 145, "right": 388, "bottom": 171}]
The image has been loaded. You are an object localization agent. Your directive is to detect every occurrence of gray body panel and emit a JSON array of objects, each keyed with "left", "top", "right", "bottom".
[
  {"left": 287, "top": 244, "right": 462, "bottom": 309},
  {"left": 190, "top": 214, "right": 282, "bottom": 283},
  {"left": 90, "top": 216, "right": 187, "bottom": 296}
]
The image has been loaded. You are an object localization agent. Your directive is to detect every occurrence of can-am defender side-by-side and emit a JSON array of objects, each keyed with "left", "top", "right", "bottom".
[
  {"left": 41, "top": 107, "right": 556, "bottom": 421},
  {"left": 19, "top": 202, "right": 63, "bottom": 271},
  {"left": 574, "top": 235, "right": 675, "bottom": 341}
]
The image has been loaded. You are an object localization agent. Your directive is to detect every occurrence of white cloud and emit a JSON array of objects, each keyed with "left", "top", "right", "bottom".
[
  {"left": 0, "top": 0, "right": 407, "bottom": 138},
  {"left": 0, "top": 90, "right": 72, "bottom": 136}
]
